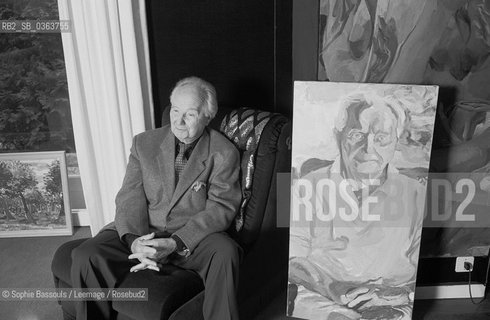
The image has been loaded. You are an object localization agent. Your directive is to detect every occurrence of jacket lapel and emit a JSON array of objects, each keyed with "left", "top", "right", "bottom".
[
  {"left": 157, "top": 130, "right": 176, "bottom": 200},
  {"left": 169, "top": 129, "right": 209, "bottom": 209}
]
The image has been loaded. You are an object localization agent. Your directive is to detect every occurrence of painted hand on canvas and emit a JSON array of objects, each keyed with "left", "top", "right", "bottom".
[{"left": 288, "top": 83, "right": 437, "bottom": 320}]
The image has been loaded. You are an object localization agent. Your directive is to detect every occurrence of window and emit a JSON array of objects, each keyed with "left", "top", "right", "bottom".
[{"left": 0, "top": 0, "right": 85, "bottom": 213}]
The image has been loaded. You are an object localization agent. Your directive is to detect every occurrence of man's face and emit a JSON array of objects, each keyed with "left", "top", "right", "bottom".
[
  {"left": 339, "top": 103, "right": 398, "bottom": 181},
  {"left": 170, "top": 86, "right": 209, "bottom": 144}
]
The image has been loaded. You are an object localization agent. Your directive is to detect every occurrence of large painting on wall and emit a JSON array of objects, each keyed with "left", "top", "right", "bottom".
[
  {"left": 288, "top": 82, "right": 437, "bottom": 320},
  {"left": 317, "top": 0, "right": 490, "bottom": 256},
  {"left": 0, "top": 151, "right": 72, "bottom": 237}
]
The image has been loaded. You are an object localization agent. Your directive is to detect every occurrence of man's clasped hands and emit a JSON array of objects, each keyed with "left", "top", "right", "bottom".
[{"left": 128, "top": 232, "right": 177, "bottom": 272}]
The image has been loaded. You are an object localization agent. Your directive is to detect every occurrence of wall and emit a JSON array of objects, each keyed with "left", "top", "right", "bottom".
[
  {"left": 292, "top": 0, "right": 318, "bottom": 81},
  {"left": 146, "top": 0, "right": 293, "bottom": 123}
]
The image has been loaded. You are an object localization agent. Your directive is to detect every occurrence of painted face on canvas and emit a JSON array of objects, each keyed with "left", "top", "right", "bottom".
[
  {"left": 340, "top": 103, "right": 398, "bottom": 181},
  {"left": 170, "top": 86, "right": 209, "bottom": 144}
]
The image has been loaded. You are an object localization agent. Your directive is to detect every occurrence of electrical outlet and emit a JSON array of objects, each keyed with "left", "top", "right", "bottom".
[{"left": 455, "top": 256, "right": 474, "bottom": 272}]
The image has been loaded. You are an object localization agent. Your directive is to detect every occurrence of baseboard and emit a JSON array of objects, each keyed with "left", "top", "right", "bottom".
[
  {"left": 71, "top": 209, "right": 90, "bottom": 226},
  {"left": 415, "top": 255, "right": 490, "bottom": 301},
  {"left": 415, "top": 283, "right": 486, "bottom": 299}
]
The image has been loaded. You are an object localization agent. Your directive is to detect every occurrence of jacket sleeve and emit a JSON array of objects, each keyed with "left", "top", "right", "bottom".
[
  {"left": 172, "top": 146, "right": 241, "bottom": 252},
  {"left": 114, "top": 135, "right": 150, "bottom": 240}
]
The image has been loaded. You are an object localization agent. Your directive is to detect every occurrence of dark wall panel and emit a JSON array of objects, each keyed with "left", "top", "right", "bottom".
[
  {"left": 292, "top": 0, "right": 318, "bottom": 81},
  {"left": 147, "top": 0, "right": 291, "bottom": 126},
  {"left": 276, "top": 0, "right": 293, "bottom": 118}
]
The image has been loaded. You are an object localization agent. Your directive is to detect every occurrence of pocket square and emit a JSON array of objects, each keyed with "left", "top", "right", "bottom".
[{"left": 191, "top": 181, "right": 206, "bottom": 192}]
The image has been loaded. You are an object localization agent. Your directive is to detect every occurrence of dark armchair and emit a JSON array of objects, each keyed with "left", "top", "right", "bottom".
[{"left": 51, "top": 107, "right": 291, "bottom": 320}]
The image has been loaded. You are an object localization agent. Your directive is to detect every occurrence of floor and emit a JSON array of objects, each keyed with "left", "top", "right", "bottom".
[
  {"left": 252, "top": 289, "right": 490, "bottom": 319},
  {"left": 0, "top": 226, "right": 91, "bottom": 320}
]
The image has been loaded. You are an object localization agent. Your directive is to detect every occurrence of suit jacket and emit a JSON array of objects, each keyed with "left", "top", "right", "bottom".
[{"left": 104, "top": 125, "right": 241, "bottom": 252}]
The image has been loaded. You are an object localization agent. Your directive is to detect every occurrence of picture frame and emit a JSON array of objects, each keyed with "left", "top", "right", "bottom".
[{"left": 0, "top": 151, "right": 72, "bottom": 237}]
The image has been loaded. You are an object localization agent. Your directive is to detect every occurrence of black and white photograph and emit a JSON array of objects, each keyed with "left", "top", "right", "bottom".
[{"left": 1, "top": 0, "right": 490, "bottom": 319}]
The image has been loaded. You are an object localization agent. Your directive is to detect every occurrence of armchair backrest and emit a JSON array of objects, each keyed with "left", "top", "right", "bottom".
[{"left": 219, "top": 108, "right": 291, "bottom": 251}]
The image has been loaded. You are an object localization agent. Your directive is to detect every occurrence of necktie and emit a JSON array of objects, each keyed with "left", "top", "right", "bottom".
[{"left": 175, "top": 142, "right": 190, "bottom": 185}]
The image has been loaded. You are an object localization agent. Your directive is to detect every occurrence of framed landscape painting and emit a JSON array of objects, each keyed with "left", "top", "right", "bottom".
[{"left": 0, "top": 151, "right": 72, "bottom": 237}]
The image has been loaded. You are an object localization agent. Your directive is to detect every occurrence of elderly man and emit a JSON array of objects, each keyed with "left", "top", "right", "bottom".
[
  {"left": 71, "top": 77, "right": 242, "bottom": 320},
  {"left": 289, "top": 92, "right": 426, "bottom": 320}
]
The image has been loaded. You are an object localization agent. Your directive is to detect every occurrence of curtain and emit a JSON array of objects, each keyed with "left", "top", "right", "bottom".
[{"left": 58, "top": 0, "right": 154, "bottom": 235}]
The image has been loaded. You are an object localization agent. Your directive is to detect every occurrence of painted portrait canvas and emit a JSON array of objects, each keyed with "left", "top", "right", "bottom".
[{"left": 288, "top": 82, "right": 438, "bottom": 320}]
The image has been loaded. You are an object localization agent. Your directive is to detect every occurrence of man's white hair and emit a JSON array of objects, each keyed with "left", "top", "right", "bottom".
[
  {"left": 334, "top": 91, "right": 408, "bottom": 139},
  {"left": 171, "top": 76, "right": 218, "bottom": 120}
]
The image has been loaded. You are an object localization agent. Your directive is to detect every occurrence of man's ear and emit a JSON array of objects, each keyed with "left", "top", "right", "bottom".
[{"left": 204, "top": 116, "right": 212, "bottom": 126}]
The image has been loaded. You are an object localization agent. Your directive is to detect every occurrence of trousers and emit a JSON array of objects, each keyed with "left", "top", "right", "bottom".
[{"left": 70, "top": 229, "right": 241, "bottom": 320}]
